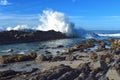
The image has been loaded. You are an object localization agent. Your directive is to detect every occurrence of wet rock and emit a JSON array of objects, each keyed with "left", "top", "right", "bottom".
[
  {"left": 56, "top": 51, "right": 60, "bottom": 54},
  {"left": 35, "top": 54, "right": 47, "bottom": 62},
  {"left": 0, "top": 70, "right": 19, "bottom": 77},
  {"left": 45, "top": 51, "right": 51, "bottom": 54},
  {"left": 7, "top": 49, "right": 14, "bottom": 52},
  {"left": 0, "top": 64, "right": 7, "bottom": 68},
  {"left": 57, "top": 45, "right": 64, "bottom": 48}
]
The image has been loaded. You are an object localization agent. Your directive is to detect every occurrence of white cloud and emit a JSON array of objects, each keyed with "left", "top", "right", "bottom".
[{"left": 0, "top": 0, "right": 11, "bottom": 6}]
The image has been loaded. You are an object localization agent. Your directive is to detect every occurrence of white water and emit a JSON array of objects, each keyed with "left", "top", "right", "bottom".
[
  {"left": 4, "top": 9, "right": 97, "bottom": 38},
  {"left": 36, "top": 10, "right": 76, "bottom": 36},
  {"left": 98, "top": 33, "right": 120, "bottom": 37}
]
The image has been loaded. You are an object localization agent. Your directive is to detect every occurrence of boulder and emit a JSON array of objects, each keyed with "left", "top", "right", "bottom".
[{"left": 35, "top": 54, "right": 47, "bottom": 62}]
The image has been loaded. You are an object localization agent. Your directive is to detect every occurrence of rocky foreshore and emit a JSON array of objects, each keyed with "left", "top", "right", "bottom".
[
  {"left": 0, "top": 30, "right": 73, "bottom": 45},
  {"left": 0, "top": 38, "right": 120, "bottom": 80}
]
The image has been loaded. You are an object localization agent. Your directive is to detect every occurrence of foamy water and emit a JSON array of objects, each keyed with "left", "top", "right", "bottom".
[{"left": 98, "top": 33, "right": 120, "bottom": 37}]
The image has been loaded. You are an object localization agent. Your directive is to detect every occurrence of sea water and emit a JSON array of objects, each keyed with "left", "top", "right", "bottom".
[{"left": 0, "top": 30, "right": 120, "bottom": 55}]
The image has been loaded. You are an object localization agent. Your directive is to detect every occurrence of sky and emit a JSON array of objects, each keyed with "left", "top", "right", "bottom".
[{"left": 0, "top": 0, "right": 120, "bottom": 30}]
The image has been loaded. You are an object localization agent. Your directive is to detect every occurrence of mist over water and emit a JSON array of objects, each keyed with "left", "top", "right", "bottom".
[{"left": 36, "top": 10, "right": 76, "bottom": 36}]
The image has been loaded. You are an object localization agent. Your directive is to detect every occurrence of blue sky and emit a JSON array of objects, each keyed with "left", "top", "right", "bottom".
[{"left": 0, "top": 0, "right": 120, "bottom": 30}]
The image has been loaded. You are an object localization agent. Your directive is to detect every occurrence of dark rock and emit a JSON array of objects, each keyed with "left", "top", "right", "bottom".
[
  {"left": 57, "top": 45, "right": 64, "bottom": 48},
  {"left": 45, "top": 51, "right": 51, "bottom": 54},
  {"left": 56, "top": 51, "right": 60, "bottom": 53},
  {"left": 0, "top": 30, "right": 70, "bottom": 45},
  {"left": 100, "top": 61, "right": 109, "bottom": 74},
  {"left": 0, "top": 64, "right": 7, "bottom": 68},
  {"left": 51, "top": 56, "right": 66, "bottom": 61},
  {"left": 35, "top": 64, "right": 72, "bottom": 80},
  {"left": 0, "top": 70, "right": 19, "bottom": 77},
  {"left": 58, "top": 70, "right": 79, "bottom": 80},
  {"left": 7, "top": 49, "right": 14, "bottom": 52}
]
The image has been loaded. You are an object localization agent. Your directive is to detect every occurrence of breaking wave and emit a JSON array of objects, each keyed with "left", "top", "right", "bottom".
[
  {"left": 5, "top": 9, "right": 98, "bottom": 39},
  {"left": 98, "top": 33, "right": 120, "bottom": 37}
]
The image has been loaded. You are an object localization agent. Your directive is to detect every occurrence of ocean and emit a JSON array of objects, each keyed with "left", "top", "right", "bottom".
[{"left": 0, "top": 30, "right": 120, "bottom": 55}]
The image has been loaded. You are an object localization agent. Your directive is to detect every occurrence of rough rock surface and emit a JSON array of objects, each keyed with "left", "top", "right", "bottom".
[{"left": 0, "top": 30, "right": 69, "bottom": 45}]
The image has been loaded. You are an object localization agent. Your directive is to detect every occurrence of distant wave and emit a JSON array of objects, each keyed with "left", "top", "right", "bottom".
[{"left": 98, "top": 33, "right": 120, "bottom": 37}]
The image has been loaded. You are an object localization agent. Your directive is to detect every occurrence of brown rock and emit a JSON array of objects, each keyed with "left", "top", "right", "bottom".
[
  {"left": 35, "top": 54, "right": 47, "bottom": 62},
  {"left": 105, "top": 57, "right": 111, "bottom": 63},
  {"left": 89, "top": 53, "right": 98, "bottom": 60}
]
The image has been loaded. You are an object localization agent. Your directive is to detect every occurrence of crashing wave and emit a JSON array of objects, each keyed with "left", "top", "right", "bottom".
[{"left": 4, "top": 9, "right": 99, "bottom": 39}]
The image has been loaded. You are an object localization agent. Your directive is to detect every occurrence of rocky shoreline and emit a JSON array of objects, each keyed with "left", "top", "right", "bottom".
[
  {"left": 0, "top": 30, "right": 73, "bottom": 45},
  {"left": 0, "top": 38, "right": 120, "bottom": 80}
]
